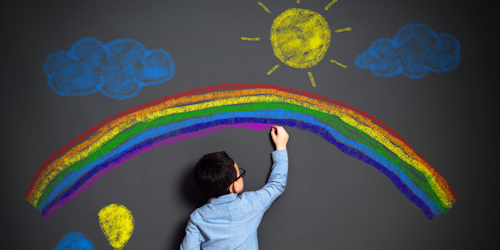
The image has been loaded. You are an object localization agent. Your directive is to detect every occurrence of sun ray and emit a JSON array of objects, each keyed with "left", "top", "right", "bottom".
[
  {"left": 267, "top": 64, "right": 280, "bottom": 75},
  {"left": 258, "top": 2, "right": 271, "bottom": 14},
  {"left": 335, "top": 27, "right": 351, "bottom": 33},
  {"left": 330, "top": 59, "right": 348, "bottom": 68},
  {"left": 241, "top": 37, "right": 261, "bottom": 41},
  {"left": 324, "top": 0, "right": 338, "bottom": 11},
  {"left": 308, "top": 72, "right": 316, "bottom": 87}
]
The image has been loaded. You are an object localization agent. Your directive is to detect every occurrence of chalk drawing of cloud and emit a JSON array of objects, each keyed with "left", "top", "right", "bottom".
[
  {"left": 354, "top": 23, "right": 460, "bottom": 79},
  {"left": 43, "top": 37, "right": 175, "bottom": 100}
]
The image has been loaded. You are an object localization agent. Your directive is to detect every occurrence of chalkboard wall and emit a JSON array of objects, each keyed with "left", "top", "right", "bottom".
[{"left": 1, "top": 0, "right": 496, "bottom": 249}]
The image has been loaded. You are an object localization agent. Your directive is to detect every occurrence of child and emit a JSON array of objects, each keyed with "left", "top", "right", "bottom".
[{"left": 180, "top": 126, "right": 289, "bottom": 249}]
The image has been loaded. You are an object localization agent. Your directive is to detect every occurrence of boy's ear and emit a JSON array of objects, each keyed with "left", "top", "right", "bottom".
[{"left": 230, "top": 182, "right": 237, "bottom": 193}]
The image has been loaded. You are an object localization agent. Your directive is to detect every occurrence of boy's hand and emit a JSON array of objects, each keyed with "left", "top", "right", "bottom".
[{"left": 270, "top": 126, "right": 289, "bottom": 151}]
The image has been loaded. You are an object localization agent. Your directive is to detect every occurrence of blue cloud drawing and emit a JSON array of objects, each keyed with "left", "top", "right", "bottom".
[
  {"left": 354, "top": 23, "right": 460, "bottom": 79},
  {"left": 43, "top": 37, "right": 175, "bottom": 100}
]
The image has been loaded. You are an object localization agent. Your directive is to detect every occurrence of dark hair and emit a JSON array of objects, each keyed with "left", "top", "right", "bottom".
[{"left": 194, "top": 151, "right": 236, "bottom": 198}]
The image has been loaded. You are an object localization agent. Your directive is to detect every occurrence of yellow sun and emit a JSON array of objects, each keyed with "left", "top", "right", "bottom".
[
  {"left": 242, "top": 1, "right": 350, "bottom": 87},
  {"left": 271, "top": 8, "right": 331, "bottom": 69}
]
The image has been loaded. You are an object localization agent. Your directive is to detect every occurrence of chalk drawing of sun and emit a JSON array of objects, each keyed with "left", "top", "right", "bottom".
[{"left": 242, "top": 1, "right": 350, "bottom": 87}]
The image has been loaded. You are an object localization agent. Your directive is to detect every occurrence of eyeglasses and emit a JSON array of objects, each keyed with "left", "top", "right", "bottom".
[
  {"left": 234, "top": 168, "right": 246, "bottom": 182},
  {"left": 226, "top": 168, "right": 246, "bottom": 192}
]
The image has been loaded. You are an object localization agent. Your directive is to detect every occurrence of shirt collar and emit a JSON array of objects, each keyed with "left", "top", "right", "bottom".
[{"left": 208, "top": 193, "right": 238, "bottom": 204}]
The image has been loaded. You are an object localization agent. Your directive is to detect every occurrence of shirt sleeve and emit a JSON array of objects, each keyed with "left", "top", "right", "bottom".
[
  {"left": 180, "top": 217, "right": 202, "bottom": 250},
  {"left": 255, "top": 150, "right": 288, "bottom": 209}
]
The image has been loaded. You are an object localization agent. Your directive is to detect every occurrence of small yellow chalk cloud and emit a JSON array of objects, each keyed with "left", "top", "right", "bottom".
[{"left": 98, "top": 204, "right": 135, "bottom": 250}]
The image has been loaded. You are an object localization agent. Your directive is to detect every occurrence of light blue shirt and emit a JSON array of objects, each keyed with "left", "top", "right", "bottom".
[{"left": 180, "top": 150, "right": 288, "bottom": 250}]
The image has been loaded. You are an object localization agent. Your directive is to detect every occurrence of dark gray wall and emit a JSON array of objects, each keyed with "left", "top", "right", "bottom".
[{"left": 1, "top": 0, "right": 496, "bottom": 249}]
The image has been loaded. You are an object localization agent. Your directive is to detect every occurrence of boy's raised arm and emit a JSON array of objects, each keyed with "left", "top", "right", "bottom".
[{"left": 255, "top": 126, "right": 289, "bottom": 209}]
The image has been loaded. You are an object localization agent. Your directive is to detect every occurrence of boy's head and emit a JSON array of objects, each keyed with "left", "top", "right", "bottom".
[{"left": 194, "top": 151, "right": 243, "bottom": 198}]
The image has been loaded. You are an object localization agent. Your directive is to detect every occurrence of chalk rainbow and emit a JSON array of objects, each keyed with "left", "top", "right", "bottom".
[{"left": 25, "top": 84, "right": 459, "bottom": 220}]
